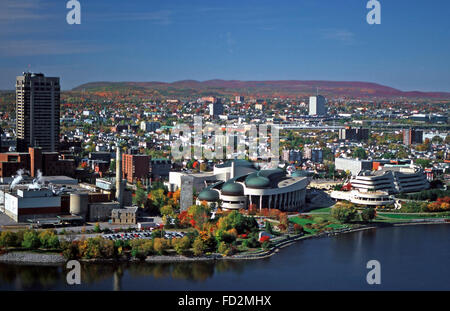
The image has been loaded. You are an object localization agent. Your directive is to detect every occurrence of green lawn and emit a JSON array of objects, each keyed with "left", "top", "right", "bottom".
[
  {"left": 289, "top": 215, "right": 347, "bottom": 234},
  {"left": 289, "top": 217, "right": 313, "bottom": 226},
  {"left": 325, "top": 223, "right": 347, "bottom": 229},
  {"left": 289, "top": 217, "right": 317, "bottom": 234},
  {"left": 377, "top": 213, "right": 450, "bottom": 219}
]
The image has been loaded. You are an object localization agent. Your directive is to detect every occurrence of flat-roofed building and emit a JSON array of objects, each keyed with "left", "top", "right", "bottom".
[
  {"left": 122, "top": 153, "right": 150, "bottom": 183},
  {"left": 4, "top": 188, "right": 61, "bottom": 222},
  {"left": 140, "top": 121, "right": 161, "bottom": 132},
  {"left": 403, "top": 128, "right": 423, "bottom": 146},
  {"left": 339, "top": 126, "right": 369, "bottom": 141},
  {"left": 16, "top": 73, "right": 60, "bottom": 152},
  {"left": 309, "top": 95, "right": 326, "bottom": 116},
  {"left": 282, "top": 149, "right": 303, "bottom": 164},
  {"left": 150, "top": 158, "right": 171, "bottom": 180},
  {"left": 335, "top": 157, "right": 373, "bottom": 176},
  {"left": 111, "top": 207, "right": 138, "bottom": 225},
  {"left": 209, "top": 100, "right": 224, "bottom": 118}
]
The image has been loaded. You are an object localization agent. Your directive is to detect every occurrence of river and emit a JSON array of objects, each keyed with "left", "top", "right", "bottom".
[{"left": 0, "top": 224, "right": 449, "bottom": 290}]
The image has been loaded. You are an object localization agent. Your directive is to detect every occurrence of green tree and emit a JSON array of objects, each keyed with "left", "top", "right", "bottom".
[
  {"left": 415, "top": 158, "right": 432, "bottom": 168},
  {"left": 22, "top": 230, "right": 41, "bottom": 249},
  {"left": 217, "top": 242, "right": 233, "bottom": 256},
  {"left": 331, "top": 204, "right": 358, "bottom": 223},
  {"left": 352, "top": 148, "right": 367, "bottom": 159},
  {"left": 133, "top": 186, "right": 148, "bottom": 208},
  {"left": 328, "top": 164, "right": 336, "bottom": 179},
  {"left": 153, "top": 238, "right": 168, "bottom": 255},
  {"left": 0, "top": 231, "right": 17, "bottom": 248},
  {"left": 47, "top": 235, "right": 60, "bottom": 249},
  {"left": 109, "top": 159, "right": 116, "bottom": 172},
  {"left": 382, "top": 152, "right": 395, "bottom": 159},
  {"left": 93, "top": 223, "right": 101, "bottom": 233},
  {"left": 173, "top": 236, "right": 191, "bottom": 255},
  {"left": 431, "top": 135, "right": 443, "bottom": 144},
  {"left": 261, "top": 240, "right": 272, "bottom": 250},
  {"left": 160, "top": 204, "right": 175, "bottom": 217},
  {"left": 360, "top": 208, "right": 376, "bottom": 222},
  {"left": 38, "top": 230, "right": 60, "bottom": 249},
  {"left": 149, "top": 188, "right": 166, "bottom": 211},
  {"left": 242, "top": 236, "right": 260, "bottom": 248},
  {"left": 265, "top": 221, "right": 273, "bottom": 234},
  {"left": 216, "top": 210, "right": 257, "bottom": 234}
]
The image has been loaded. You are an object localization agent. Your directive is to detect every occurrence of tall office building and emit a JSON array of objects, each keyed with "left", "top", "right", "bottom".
[
  {"left": 235, "top": 96, "right": 244, "bottom": 103},
  {"left": 403, "top": 129, "right": 423, "bottom": 146},
  {"left": 309, "top": 95, "right": 327, "bottom": 116},
  {"left": 209, "top": 100, "right": 224, "bottom": 118},
  {"left": 339, "top": 126, "right": 369, "bottom": 141},
  {"left": 16, "top": 73, "right": 60, "bottom": 152}
]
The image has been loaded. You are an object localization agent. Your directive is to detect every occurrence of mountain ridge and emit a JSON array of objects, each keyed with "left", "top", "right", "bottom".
[{"left": 71, "top": 79, "right": 450, "bottom": 99}]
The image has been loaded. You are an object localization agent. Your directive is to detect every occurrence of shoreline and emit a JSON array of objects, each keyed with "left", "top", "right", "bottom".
[{"left": 0, "top": 221, "right": 448, "bottom": 265}]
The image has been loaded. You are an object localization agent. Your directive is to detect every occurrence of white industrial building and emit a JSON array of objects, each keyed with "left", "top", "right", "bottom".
[{"left": 4, "top": 188, "right": 61, "bottom": 222}]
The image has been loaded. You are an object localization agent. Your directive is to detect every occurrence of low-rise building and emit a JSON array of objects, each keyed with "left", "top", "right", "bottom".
[
  {"left": 111, "top": 207, "right": 138, "bottom": 225},
  {"left": 4, "top": 188, "right": 61, "bottom": 222},
  {"left": 335, "top": 157, "right": 373, "bottom": 176}
]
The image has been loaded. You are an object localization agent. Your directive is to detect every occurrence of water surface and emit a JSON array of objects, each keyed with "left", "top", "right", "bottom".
[{"left": 0, "top": 224, "right": 448, "bottom": 290}]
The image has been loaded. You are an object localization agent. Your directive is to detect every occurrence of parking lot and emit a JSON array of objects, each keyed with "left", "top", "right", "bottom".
[{"left": 103, "top": 229, "right": 186, "bottom": 241}]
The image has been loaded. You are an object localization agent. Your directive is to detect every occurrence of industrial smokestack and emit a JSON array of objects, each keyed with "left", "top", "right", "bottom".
[{"left": 115, "top": 144, "right": 124, "bottom": 207}]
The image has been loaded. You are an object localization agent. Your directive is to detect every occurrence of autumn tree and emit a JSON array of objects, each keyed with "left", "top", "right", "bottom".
[
  {"left": 361, "top": 208, "right": 376, "bottom": 222},
  {"left": 192, "top": 237, "right": 206, "bottom": 256},
  {"left": 331, "top": 203, "right": 358, "bottom": 223},
  {"left": 173, "top": 236, "right": 191, "bottom": 255}
]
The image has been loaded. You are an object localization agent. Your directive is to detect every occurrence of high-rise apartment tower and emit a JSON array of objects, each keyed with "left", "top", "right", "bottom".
[{"left": 16, "top": 73, "right": 60, "bottom": 152}]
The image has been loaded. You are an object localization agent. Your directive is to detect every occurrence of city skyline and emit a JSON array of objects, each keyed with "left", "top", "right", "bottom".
[{"left": 0, "top": 0, "right": 449, "bottom": 91}]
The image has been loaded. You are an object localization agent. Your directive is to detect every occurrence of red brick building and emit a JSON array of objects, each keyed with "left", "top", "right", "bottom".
[
  {"left": 0, "top": 152, "right": 30, "bottom": 177},
  {"left": 0, "top": 147, "right": 75, "bottom": 178},
  {"left": 122, "top": 153, "right": 150, "bottom": 183}
]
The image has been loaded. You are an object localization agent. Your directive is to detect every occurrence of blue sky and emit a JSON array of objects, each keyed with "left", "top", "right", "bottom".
[{"left": 0, "top": 0, "right": 449, "bottom": 91}]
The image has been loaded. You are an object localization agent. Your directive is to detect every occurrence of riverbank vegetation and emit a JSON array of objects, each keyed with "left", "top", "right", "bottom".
[
  {"left": 396, "top": 189, "right": 450, "bottom": 201},
  {"left": 0, "top": 206, "right": 277, "bottom": 261},
  {"left": 0, "top": 229, "right": 61, "bottom": 255},
  {"left": 2, "top": 198, "right": 449, "bottom": 262}
]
